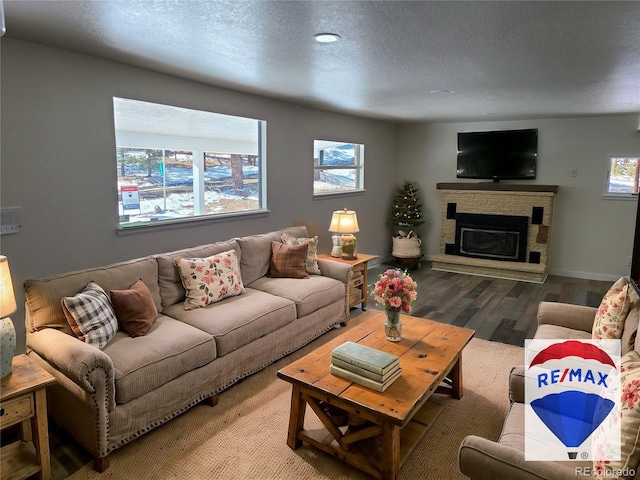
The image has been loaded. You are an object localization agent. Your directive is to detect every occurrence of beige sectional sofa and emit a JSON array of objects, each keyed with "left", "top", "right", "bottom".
[
  {"left": 24, "top": 226, "right": 352, "bottom": 471},
  {"left": 459, "top": 286, "right": 640, "bottom": 480}
]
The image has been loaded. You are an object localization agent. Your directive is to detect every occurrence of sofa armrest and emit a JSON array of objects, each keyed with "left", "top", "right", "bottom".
[
  {"left": 537, "top": 301, "right": 597, "bottom": 334},
  {"left": 459, "top": 435, "right": 575, "bottom": 480},
  {"left": 27, "top": 328, "right": 116, "bottom": 411},
  {"left": 317, "top": 259, "right": 353, "bottom": 321},
  {"left": 509, "top": 365, "right": 526, "bottom": 404},
  {"left": 317, "top": 258, "right": 353, "bottom": 283}
]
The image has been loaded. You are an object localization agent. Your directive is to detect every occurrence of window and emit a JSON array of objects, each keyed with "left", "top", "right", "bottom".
[
  {"left": 313, "top": 140, "right": 364, "bottom": 195},
  {"left": 114, "top": 98, "right": 266, "bottom": 228},
  {"left": 605, "top": 156, "right": 640, "bottom": 198}
]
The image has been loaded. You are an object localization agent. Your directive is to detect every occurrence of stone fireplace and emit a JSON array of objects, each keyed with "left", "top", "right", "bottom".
[
  {"left": 433, "top": 183, "right": 558, "bottom": 283},
  {"left": 455, "top": 213, "right": 528, "bottom": 262}
]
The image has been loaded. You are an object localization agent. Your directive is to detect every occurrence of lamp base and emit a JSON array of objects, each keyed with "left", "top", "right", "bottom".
[
  {"left": 1, "top": 316, "right": 16, "bottom": 378},
  {"left": 340, "top": 234, "right": 357, "bottom": 260}
]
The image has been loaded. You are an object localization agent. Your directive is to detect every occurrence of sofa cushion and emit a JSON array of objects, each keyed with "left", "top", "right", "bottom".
[
  {"left": 593, "top": 277, "right": 631, "bottom": 340},
  {"left": 163, "top": 288, "right": 296, "bottom": 357},
  {"left": 249, "top": 275, "right": 345, "bottom": 318},
  {"left": 104, "top": 315, "right": 216, "bottom": 404},
  {"left": 174, "top": 250, "right": 245, "bottom": 310},
  {"left": 269, "top": 241, "right": 308, "bottom": 279},
  {"left": 533, "top": 324, "right": 592, "bottom": 341},
  {"left": 281, "top": 232, "right": 321, "bottom": 275},
  {"left": 156, "top": 240, "right": 241, "bottom": 309},
  {"left": 110, "top": 279, "right": 158, "bottom": 337},
  {"left": 498, "top": 402, "right": 526, "bottom": 451},
  {"left": 25, "top": 256, "right": 161, "bottom": 334},
  {"left": 61, "top": 281, "right": 119, "bottom": 349},
  {"left": 236, "top": 226, "right": 309, "bottom": 285}
]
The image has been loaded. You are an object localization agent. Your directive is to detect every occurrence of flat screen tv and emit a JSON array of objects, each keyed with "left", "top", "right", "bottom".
[{"left": 457, "top": 128, "right": 538, "bottom": 182}]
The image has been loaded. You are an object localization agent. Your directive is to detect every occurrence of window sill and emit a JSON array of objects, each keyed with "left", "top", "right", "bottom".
[
  {"left": 313, "top": 189, "right": 366, "bottom": 199},
  {"left": 116, "top": 209, "right": 270, "bottom": 236},
  {"left": 601, "top": 193, "right": 639, "bottom": 201}
]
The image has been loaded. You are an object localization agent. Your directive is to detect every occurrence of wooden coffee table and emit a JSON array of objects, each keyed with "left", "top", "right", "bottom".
[{"left": 277, "top": 310, "right": 474, "bottom": 480}]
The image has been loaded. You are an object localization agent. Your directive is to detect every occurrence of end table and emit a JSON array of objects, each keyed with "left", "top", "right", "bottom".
[
  {"left": 318, "top": 253, "right": 377, "bottom": 309},
  {"left": 1, "top": 354, "right": 56, "bottom": 480}
]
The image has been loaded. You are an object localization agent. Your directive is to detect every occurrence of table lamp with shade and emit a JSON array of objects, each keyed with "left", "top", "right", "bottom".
[
  {"left": 328, "top": 208, "right": 360, "bottom": 260},
  {"left": 0, "top": 255, "right": 17, "bottom": 378}
]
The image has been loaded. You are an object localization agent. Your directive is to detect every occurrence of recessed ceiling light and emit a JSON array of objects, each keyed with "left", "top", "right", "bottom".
[
  {"left": 430, "top": 90, "right": 454, "bottom": 95},
  {"left": 481, "top": 112, "right": 497, "bottom": 116},
  {"left": 314, "top": 33, "right": 341, "bottom": 43}
]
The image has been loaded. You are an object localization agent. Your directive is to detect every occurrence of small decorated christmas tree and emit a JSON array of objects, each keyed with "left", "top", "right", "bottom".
[
  {"left": 390, "top": 181, "right": 425, "bottom": 231},
  {"left": 390, "top": 181, "right": 425, "bottom": 269}
]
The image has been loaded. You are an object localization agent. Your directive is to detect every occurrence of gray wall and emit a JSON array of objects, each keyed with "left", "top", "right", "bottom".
[
  {"left": 0, "top": 39, "right": 397, "bottom": 352},
  {"left": 3, "top": 38, "right": 640, "bottom": 354},
  {"left": 396, "top": 116, "right": 640, "bottom": 280}
]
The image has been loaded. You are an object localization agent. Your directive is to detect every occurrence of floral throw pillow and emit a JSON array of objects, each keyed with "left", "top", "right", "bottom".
[
  {"left": 593, "top": 277, "right": 631, "bottom": 340},
  {"left": 593, "top": 351, "right": 640, "bottom": 478},
  {"left": 281, "top": 232, "right": 321, "bottom": 275},
  {"left": 174, "top": 250, "right": 245, "bottom": 311}
]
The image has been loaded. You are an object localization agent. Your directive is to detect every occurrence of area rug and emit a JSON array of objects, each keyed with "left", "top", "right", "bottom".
[{"left": 67, "top": 324, "right": 524, "bottom": 480}]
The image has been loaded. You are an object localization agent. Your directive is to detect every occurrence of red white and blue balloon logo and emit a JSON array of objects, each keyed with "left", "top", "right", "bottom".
[{"left": 525, "top": 339, "right": 620, "bottom": 461}]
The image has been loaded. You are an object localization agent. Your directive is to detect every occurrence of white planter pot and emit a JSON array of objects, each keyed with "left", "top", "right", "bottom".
[{"left": 392, "top": 236, "right": 421, "bottom": 258}]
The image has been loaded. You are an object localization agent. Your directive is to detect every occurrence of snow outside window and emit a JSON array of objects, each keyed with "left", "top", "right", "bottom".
[
  {"left": 114, "top": 98, "right": 266, "bottom": 228},
  {"left": 313, "top": 140, "right": 364, "bottom": 196},
  {"left": 604, "top": 156, "right": 640, "bottom": 199}
]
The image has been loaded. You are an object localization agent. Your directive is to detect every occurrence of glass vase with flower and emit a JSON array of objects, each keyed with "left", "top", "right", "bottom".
[{"left": 373, "top": 268, "right": 417, "bottom": 341}]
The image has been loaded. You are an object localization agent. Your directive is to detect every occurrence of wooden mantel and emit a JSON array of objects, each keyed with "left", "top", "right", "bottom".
[{"left": 436, "top": 183, "right": 558, "bottom": 193}]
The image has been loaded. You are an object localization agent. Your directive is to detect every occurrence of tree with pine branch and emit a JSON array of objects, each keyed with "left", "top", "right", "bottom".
[{"left": 390, "top": 181, "right": 425, "bottom": 232}]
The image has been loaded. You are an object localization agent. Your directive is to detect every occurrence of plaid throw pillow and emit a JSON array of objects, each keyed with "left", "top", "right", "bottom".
[
  {"left": 281, "top": 232, "right": 321, "bottom": 275},
  {"left": 269, "top": 241, "right": 309, "bottom": 279},
  {"left": 62, "top": 281, "right": 118, "bottom": 349}
]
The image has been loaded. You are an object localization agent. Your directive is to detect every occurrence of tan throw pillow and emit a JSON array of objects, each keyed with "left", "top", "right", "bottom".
[
  {"left": 61, "top": 281, "right": 118, "bottom": 349},
  {"left": 110, "top": 280, "right": 158, "bottom": 337},
  {"left": 174, "top": 250, "right": 245, "bottom": 310},
  {"left": 593, "top": 351, "right": 640, "bottom": 478},
  {"left": 281, "top": 232, "right": 321, "bottom": 275},
  {"left": 593, "top": 277, "right": 631, "bottom": 340},
  {"left": 269, "top": 241, "right": 309, "bottom": 279}
]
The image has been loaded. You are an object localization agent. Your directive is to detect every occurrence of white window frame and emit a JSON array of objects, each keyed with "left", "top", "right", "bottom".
[
  {"left": 114, "top": 98, "right": 267, "bottom": 230},
  {"left": 603, "top": 155, "right": 640, "bottom": 201},
  {"left": 313, "top": 140, "right": 365, "bottom": 196}
]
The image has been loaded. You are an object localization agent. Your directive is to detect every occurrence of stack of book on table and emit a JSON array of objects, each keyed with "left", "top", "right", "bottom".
[{"left": 330, "top": 341, "right": 402, "bottom": 392}]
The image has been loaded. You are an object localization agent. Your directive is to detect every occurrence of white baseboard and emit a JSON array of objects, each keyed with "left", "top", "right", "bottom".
[
  {"left": 376, "top": 254, "right": 622, "bottom": 283},
  {"left": 548, "top": 269, "right": 622, "bottom": 282}
]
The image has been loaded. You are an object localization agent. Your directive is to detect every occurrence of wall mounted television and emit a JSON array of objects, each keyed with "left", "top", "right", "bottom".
[{"left": 456, "top": 128, "right": 538, "bottom": 182}]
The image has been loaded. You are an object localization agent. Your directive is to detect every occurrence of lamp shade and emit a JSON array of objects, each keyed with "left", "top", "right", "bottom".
[
  {"left": 328, "top": 209, "right": 360, "bottom": 234},
  {"left": 0, "top": 256, "right": 16, "bottom": 318}
]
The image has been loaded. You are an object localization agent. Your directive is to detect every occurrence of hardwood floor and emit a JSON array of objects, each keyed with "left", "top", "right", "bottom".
[
  {"left": 14, "top": 262, "right": 614, "bottom": 479},
  {"left": 361, "top": 260, "right": 613, "bottom": 347}
]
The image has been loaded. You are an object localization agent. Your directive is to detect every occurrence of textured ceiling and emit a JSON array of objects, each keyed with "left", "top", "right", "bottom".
[{"left": 3, "top": 0, "right": 640, "bottom": 122}]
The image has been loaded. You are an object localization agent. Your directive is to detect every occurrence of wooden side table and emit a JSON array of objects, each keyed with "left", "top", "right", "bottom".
[
  {"left": 1, "top": 354, "right": 56, "bottom": 480},
  {"left": 318, "top": 253, "right": 377, "bottom": 309}
]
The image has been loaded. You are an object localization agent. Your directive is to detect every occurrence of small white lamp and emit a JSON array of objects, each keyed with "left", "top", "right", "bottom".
[
  {"left": 0, "top": 255, "right": 17, "bottom": 378},
  {"left": 328, "top": 209, "right": 360, "bottom": 260}
]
